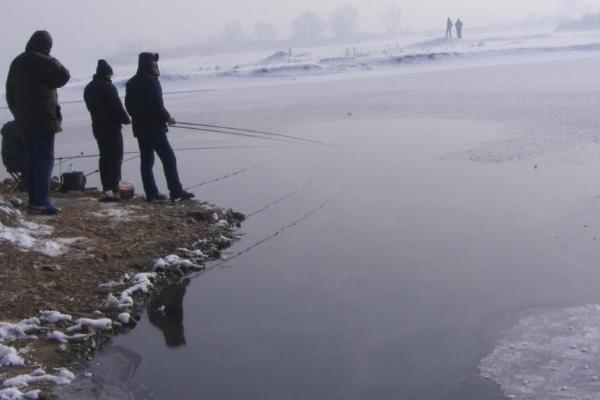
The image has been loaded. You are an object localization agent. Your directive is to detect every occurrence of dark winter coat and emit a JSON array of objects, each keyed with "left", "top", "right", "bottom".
[
  {"left": 125, "top": 53, "right": 171, "bottom": 137},
  {"left": 84, "top": 73, "right": 130, "bottom": 137},
  {"left": 5, "top": 31, "right": 71, "bottom": 137},
  {"left": 1, "top": 121, "right": 26, "bottom": 173}
]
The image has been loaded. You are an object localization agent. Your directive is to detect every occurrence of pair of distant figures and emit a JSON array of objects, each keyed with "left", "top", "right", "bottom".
[{"left": 446, "top": 18, "right": 464, "bottom": 39}]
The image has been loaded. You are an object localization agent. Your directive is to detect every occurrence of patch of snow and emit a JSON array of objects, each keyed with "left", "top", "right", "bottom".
[
  {"left": 66, "top": 318, "right": 112, "bottom": 333},
  {"left": 39, "top": 311, "right": 72, "bottom": 324},
  {"left": 0, "top": 319, "right": 39, "bottom": 343},
  {"left": 89, "top": 207, "right": 137, "bottom": 220},
  {"left": 0, "top": 388, "right": 40, "bottom": 400},
  {"left": 0, "top": 345, "right": 24, "bottom": 367},
  {"left": 154, "top": 255, "right": 200, "bottom": 272},
  {"left": 46, "top": 331, "right": 87, "bottom": 344},
  {"left": 480, "top": 304, "right": 600, "bottom": 399},
  {"left": 3, "top": 368, "right": 74, "bottom": 388},
  {"left": 105, "top": 273, "right": 157, "bottom": 310},
  {"left": 214, "top": 219, "right": 229, "bottom": 228},
  {"left": 117, "top": 313, "right": 130, "bottom": 324},
  {"left": 98, "top": 280, "right": 125, "bottom": 288}
]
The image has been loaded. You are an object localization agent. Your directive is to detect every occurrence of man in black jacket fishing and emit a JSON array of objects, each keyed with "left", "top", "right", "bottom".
[
  {"left": 5, "top": 31, "right": 70, "bottom": 214},
  {"left": 84, "top": 59, "right": 131, "bottom": 202},
  {"left": 125, "top": 52, "right": 194, "bottom": 202}
]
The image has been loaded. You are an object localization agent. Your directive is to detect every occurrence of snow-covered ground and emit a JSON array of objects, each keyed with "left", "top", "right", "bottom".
[{"left": 2, "top": 28, "right": 599, "bottom": 105}]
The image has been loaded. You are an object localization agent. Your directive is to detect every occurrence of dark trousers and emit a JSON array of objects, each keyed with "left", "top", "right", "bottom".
[
  {"left": 24, "top": 134, "right": 54, "bottom": 207},
  {"left": 95, "top": 133, "right": 123, "bottom": 193},
  {"left": 137, "top": 130, "right": 183, "bottom": 198}
]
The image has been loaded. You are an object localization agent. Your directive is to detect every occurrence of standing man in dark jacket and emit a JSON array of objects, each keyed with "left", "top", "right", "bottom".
[
  {"left": 84, "top": 59, "right": 131, "bottom": 202},
  {"left": 5, "top": 31, "right": 70, "bottom": 214},
  {"left": 125, "top": 52, "right": 194, "bottom": 202}
]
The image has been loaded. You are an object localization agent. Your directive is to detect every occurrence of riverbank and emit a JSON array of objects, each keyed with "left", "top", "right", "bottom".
[{"left": 0, "top": 189, "right": 244, "bottom": 399}]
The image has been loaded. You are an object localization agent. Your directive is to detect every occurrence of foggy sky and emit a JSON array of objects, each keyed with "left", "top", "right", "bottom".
[{"left": 0, "top": 0, "right": 598, "bottom": 80}]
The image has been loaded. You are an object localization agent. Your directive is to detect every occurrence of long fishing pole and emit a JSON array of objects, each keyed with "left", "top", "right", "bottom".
[
  {"left": 83, "top": 145, "right": 271, "bottom": 177},
  {"left": 172, "top": 124, "right": 297, "bottom": 144},
  {"left": 177, "top": 121, "right": 338, "bottom": 148},
  {"left": 246, "top": 180, "right": 317, "bottom": 219},
  {"left": 184, "top": 152, "right": 290, "bottom": 191}
]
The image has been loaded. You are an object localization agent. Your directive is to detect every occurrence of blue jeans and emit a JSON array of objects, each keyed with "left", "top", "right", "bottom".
[
  {"left": 25, "top": 134, "right": 55, "bottom": 207},
  {"left": 137, "top": 130, "right": 183, "bottom": 198}
]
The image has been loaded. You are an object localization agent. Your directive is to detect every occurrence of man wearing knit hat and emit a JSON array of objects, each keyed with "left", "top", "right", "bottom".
[
  {"left": 84, "top": 59, "right": 131, "bottom": 202},
  {"left": 6, "top": 31, "right": 70, "bottom": 214},
  {"left": 125, "top": 52, "right": 194, "bottom": 202}
]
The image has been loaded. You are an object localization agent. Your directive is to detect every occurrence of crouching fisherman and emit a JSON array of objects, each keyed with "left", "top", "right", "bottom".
[
  {"left": 125, "top": 52, "right": 194, "bottom": 202},
  {"left": 84, "top": 59, "right": 131, "bottom": 202},
  {"left": 5, "top": 31, "right": 70, "bottom": 214}
]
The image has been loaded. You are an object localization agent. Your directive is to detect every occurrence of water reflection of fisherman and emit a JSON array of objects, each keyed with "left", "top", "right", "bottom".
[
  {"left": 148, "top": 278, "right": 190, "bottom": 348},
  {"left": 446, "top": 17, "right": 454, "bottom": 39}
]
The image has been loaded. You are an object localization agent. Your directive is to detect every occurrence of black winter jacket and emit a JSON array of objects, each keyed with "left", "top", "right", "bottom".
[
  {"left": 5, "top": 31, "right": 70, "bottom": 137},
  {"left": 125, "top": 53, "right": 170, "bottom": 137},
  {"left": 84, "top": 75, "right": 130, "bottom": 137}
]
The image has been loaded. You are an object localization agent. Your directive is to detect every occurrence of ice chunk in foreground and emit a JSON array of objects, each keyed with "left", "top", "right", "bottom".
[{"left": 480, "top": 304, "right": 600, "bottom": 399}]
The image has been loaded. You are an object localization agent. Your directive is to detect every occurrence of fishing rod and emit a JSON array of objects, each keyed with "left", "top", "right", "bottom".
[
  {"left": 83, "top": 145, "right": 272, "bottom": 178},
  {"left": 172, "top": 124, "right": 298, "bottom": 144},
  {"left": 184, "top": 152, "right": 290, "bottom": 191},
  {"left": 246, "top": 180, "right": 317, "bottom": 219},
  {"left": 177, "top": 121, "right": 339, "bottom": 148}
]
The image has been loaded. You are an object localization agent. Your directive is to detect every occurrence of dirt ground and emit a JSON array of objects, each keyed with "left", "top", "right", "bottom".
[{"left": 0, "top": 187, "right": 244, "bottom": 398}]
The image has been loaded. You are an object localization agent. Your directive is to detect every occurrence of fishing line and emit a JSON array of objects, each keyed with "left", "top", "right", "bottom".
[
  {"left": 177, "top": 121, "right": 338, "bottom": 148},
  {"left": 184, "top": 152, "right": 290, "bottom": 191},
  {"left": 186, "top": 184, "right": 355, "bottom": 279},
  {"left": 172, "top": 124, "right": 297, "bottom": 144},
  {"left": 245, "top": 180, "right": 317, "bottom": 219}
]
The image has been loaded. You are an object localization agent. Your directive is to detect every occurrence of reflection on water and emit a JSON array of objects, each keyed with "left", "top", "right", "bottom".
[{"left": 148, "top": 279, "right": 190, "bottom": 348}]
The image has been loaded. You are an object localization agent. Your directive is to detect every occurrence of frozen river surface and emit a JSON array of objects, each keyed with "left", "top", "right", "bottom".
[{"left": 22, "top": 54, "right": 600, "bottom": 399}]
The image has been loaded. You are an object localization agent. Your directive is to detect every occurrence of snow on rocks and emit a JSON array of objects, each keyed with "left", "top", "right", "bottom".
[
  {"left": 0, "top": 388, "right": 40, "bottom": 400},
  {"left": 66, "top": 318, "right": 112, "bottom": 333},
  {"left": 0, "top": 319, "right": 39, "bottom": 343},
  {"left": 39, "top": 311, "right": 72, "bottom": 324},
  {"left": 105, "top": 272, "right": 156, "bottom": 310},
  {"left": 3, "top": 368, "right": 74, "bottom": 388},
  {"left": 46, "top": 331, "right": 87, "bottom": 344},
  {"left": 0, "top": 345, "right": 24, "bottom": 367},
  {"left": 480, "top": 304, "right": 600, "bottom": 399},
  {"left": 154, "top": 254, "right": 201, "bottom": 272},
  {"left": 117, "top": 313, "right": 130, "bottom": 325}
]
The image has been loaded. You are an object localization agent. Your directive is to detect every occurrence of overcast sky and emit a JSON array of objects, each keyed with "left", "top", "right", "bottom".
[{"left": 0, "top": 0, "right": 598, "bottom": 79}]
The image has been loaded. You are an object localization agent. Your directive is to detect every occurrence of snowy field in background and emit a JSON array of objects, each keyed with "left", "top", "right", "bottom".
[{"left": 0, "top": 28, "right": 595, "bottom": 106}]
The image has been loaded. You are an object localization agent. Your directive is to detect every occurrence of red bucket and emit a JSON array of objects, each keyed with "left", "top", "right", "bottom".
[{"left": 118, "top": 181, "right": 135, "bottom": 200}]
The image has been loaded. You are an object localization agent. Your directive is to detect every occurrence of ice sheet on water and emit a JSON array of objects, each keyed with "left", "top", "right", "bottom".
[{"left": 480, "top": 304, "right": 600, "bottom": 399}]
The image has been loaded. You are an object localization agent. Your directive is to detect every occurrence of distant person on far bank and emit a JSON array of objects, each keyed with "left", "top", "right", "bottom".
[
  {"left": 5, "top": 31, "right": 70, "bottom": 214},
  {"left": 455, "top": 19, "right": 464, "bottom": 39},
  {"left": 125, "top": 52, "right": 194, "bottom": 202},
  {"left": 84, "top": 59, "right": 131, "bottom": 202},
  {"left": 446, "top": 18, "right": 454, "bottom": 39}
]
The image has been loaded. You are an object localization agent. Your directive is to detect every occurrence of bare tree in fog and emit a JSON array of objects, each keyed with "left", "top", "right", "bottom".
[
  {"left": 253, "top": 22, "right": 278, "bottom": 43},
  {"left": 221, "top": 21, "right": 246, "bottom": 46},
  {"left": 292, "top": 11, "right": 325, "bottom": 44},
  {"left": 382, "top": 3, "right": 403, "bottom": 36},
  {"left": 329, "top": 5, "right": 360, "bottom": 40}
]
